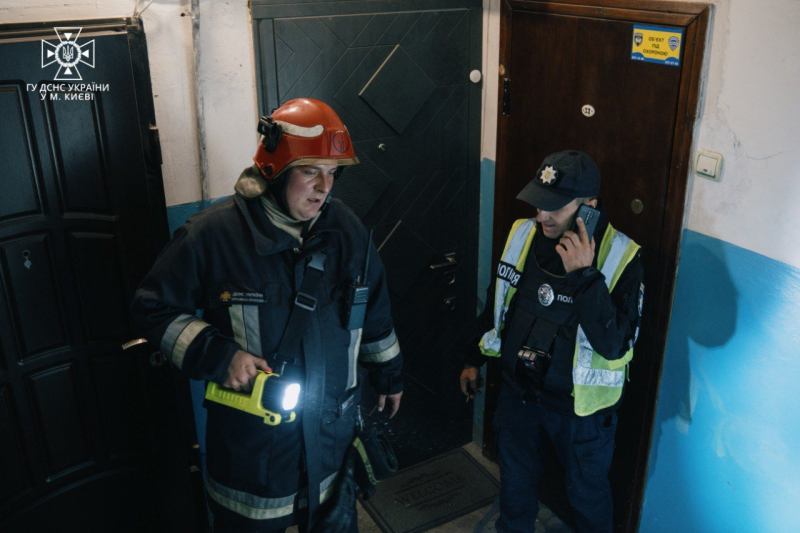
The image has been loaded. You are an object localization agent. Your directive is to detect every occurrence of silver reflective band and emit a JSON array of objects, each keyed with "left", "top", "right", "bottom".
[
  {"left": 600, "top": 232, "right": 631, "bottom": 284},
  {"left": 572, "top": 231, "right": 632, "bottom": 388},
  {"left": 360, "top": 329, "right": 400, "bottom": 363},
  {"left": 573, "top": 365, "right": 625, "bottom": 387},
  {"left": 482, "top": 220, "right": 536, "bottom": 353},
  {"left": 230, "top": 304, "right": 263, "bottom": 356},
  {"left": 274, "top": 121, "right": 324, "bottom": 138},
  {"left": 574, "top": 328, "right": 624, "bottom": 387},
  {"left": 161, "top": 314, "right": 210, "bottom": 369},
  {"left": 347, "top": 329, "right": 363, "bottom": 389},
  {"left": 206, "top": 472, "right": 338, "bottom": 520}
]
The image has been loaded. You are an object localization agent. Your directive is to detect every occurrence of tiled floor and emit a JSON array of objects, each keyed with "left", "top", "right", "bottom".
[{"left": 289, "top": 443, "right": 571, "bottom": 533}]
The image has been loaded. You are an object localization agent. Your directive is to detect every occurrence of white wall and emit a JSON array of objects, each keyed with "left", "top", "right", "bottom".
[
  {"left": 195, "top": 0, "right": 258, "bottom": 200},
  {"left": 0, "top": 0, "right": 257, "bottom": 206},
  {"left": 682, "top": 0, "right": 800, "bottom": 268},
  {"left": 480, "top": 0, "right": 501, "bottom": 162}
]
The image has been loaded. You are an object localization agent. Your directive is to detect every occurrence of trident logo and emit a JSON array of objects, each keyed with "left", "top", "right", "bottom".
[{"left": 41, "top": 27, "right": 95, "bottom": 81}]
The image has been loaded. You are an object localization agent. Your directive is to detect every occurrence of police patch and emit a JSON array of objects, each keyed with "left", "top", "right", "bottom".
[
  {"left": 538, "top": 284, "right": 555, "bottom": 306},
  {"left": 638, "top": 283, "right": 645, "bottom": 316},
  {"left": 497, "top": 261, "right": 522, "bottom": 287}
]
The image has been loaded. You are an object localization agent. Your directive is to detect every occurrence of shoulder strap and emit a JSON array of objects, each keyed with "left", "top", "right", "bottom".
[{"left": 273, "top": 240, "right": 327, "bottom": 368}]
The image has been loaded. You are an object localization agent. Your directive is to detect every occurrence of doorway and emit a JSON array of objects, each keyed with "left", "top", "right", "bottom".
[{"left": 485, "top": 1, "right": 710, "bottom": 530}]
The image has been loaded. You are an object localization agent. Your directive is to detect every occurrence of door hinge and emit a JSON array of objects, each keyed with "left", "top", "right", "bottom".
[{"left": 502, "top": 78, "right": 511, "bottom": 116}]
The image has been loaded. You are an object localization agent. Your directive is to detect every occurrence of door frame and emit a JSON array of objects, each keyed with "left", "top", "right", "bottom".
[
  {"left": 486, "top": 1, "right": 710, "bottom": 530},
  {"left": 0, "top": 17, "right": 204, "bottom": 529}
]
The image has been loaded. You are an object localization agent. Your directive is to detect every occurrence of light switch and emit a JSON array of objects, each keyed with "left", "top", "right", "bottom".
[{"left": 696, "top": 149, "right": 722, "bottom": 180}]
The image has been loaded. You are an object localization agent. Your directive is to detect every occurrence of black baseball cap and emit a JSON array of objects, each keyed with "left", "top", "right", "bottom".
[{"left": 516, "top": 150, "right": 601, "bottom": 211}]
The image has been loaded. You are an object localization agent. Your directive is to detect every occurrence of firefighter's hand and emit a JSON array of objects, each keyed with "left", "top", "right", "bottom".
[
  {"left": 460, "top": 365, "right": 482, "bottom": 399},
  {"left": 557, "top": 216, "right": 595, "bottom": 273},
  {"left": 223, "top": 350, "right": 272, "bottom": 392},
  {"left": 377, "top": 392, "right": 403, "bottom": 419}
]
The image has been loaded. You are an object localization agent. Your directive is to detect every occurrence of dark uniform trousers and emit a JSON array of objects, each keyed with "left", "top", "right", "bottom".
[{"left": 494, "top": 384, "right": 617, "bottom": 533}]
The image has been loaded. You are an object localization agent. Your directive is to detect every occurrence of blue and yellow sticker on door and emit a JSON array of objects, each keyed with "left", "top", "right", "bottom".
[{"left": 631, "top": 25, "right": 683, "bottom": 67}]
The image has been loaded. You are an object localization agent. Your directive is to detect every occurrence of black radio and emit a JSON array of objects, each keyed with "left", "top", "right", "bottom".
[{"left": 345, "top": 230, "right": 373, "bottom": 330}]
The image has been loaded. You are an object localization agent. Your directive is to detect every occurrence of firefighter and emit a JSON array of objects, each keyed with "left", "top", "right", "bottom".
[{"left": 131, "top": 99, "right": 403, "bottom": 532}]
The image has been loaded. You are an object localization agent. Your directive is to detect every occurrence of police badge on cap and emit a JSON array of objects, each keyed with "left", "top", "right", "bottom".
[{"left": 540, "top": 166, "right": 557, "bottom": 185}]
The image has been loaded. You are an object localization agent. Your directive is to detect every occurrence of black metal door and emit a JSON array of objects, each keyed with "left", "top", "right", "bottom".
[
  {"left": 0, "top": 21, "right": 200, "bottom": 531},
  {"left": 253, "top": 0, "right": 482, "bottom": 467}
]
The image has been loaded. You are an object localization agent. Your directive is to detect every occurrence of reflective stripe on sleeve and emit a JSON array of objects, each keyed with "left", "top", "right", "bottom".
[
  {"left": 360, "top": 328, "right": 400, "bottom": 363},
  {"left": 161, "top": 314, "right": 211, "bottom": 369}
]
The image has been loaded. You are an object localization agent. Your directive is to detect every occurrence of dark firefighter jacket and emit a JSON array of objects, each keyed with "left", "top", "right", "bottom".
[
  {"left": 130, "top": 193, "right": 402, "bottom": 529},
  {"left": 466, "top": 203, "right": 643, "bottom": 417}
]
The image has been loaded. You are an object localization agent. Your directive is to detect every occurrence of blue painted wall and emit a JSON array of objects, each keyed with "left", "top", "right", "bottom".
[{"left": 641, "top": 230, "right": 800, "bottom": 532}]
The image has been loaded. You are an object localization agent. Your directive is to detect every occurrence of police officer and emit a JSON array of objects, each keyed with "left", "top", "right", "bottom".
[
  {"left": 131, "top": 99, "right": 403, "bottom": 532},
  {"left": 460, "top": 151, "right": 644, "bottom": 532}
]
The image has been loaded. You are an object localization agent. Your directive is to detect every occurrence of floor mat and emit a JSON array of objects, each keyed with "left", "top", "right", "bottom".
[{"left": 360, "top": 448, "right": 500, "bottom": 533}]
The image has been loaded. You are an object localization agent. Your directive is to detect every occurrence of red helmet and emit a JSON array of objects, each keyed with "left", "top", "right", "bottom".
[{"left": 253, "top": 98, "right": 359, "bottom": 179}]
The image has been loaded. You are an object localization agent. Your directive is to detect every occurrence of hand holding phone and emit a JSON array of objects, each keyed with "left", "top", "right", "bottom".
[{"left": 558, "top": 204, "right": 599, "bottom": 272}]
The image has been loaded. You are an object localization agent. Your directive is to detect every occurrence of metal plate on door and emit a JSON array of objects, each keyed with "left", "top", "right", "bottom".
[{"left": 631, "top": 198, "right": 644, "bottom": 214}]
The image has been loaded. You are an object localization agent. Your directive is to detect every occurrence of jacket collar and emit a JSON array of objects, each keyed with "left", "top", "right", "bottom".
[
  {"left": 234, "top": 194, "right": 342, "bottom": 256},
  {"left": 234, "top": 193, "right": 295, "bottom": 256}
]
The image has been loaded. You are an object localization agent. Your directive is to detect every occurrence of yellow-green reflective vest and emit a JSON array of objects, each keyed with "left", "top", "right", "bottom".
[{"left": 479, "top": 219, "right": 641, "bottom": 416}]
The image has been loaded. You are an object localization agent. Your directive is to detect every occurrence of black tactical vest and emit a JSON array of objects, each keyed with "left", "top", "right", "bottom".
[{"left": 501, "top": 251, "right": 582, "bottom": 396}]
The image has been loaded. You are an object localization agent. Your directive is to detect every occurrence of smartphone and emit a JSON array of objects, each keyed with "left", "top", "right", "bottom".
[{"left": 572, "top": 204, "right": 600, "bottom": 239}]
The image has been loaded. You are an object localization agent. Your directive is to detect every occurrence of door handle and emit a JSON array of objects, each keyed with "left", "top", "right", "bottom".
[
  {"left": 122, "top": 338, "right": 148, "bottom": 350},
  {"left": 122, "top": 338, "right": 168, "bottom": 368},
  {"left": 430, "top": 253, "right": 458, "bottom": 270}
]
